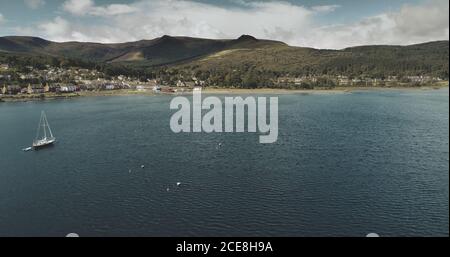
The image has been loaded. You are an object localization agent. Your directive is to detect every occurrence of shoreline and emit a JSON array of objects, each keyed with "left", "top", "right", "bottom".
[
  {"left": 201, "top": 86, "right": 448, "bottom": 94},
  {"left": 202, "top": 82, "right": 449, "bottom": 94},
  {"left": 1, "top": 84, "right": 448, "bottom": 103}
]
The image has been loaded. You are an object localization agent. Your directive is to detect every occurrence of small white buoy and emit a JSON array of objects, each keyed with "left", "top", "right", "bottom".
[
  {"left": 141, "top": 165, "right": 145, "bottom": 169},
  {"left": 66, "top": 233, "right": 79, "bottom": 237},
  {"left": 177, "top": 182, "right": 182, "bottom": 187},
  {"left": 166, "top": 187, "right": 170, "bottom": 192},
  {"left": 366, "top": 233, "right": 380, "bottom": 237},
  {"left": 129, "top": 169, "right": 132, "bottom": 173}
]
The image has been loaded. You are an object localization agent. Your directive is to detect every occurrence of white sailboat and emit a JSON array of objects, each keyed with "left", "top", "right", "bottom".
[{"left": 32, "top": 111, "right": 56, "bottom": 149}]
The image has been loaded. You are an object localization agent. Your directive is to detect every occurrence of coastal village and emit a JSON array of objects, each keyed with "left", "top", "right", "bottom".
[
  {"left": 0, "top": 63, "right": 183, "bottom": 97},
  {"left": 0, "top": 63, "right": 446, "bottom": 98}
]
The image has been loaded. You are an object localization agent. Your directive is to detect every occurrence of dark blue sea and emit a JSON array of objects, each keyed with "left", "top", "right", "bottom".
[{"left": 0, "top": 88, "right": 448, "bottom": 237}]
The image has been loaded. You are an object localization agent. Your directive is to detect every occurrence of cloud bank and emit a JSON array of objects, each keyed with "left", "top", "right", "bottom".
[
  {"left": 62, "top": 0, "right": 137, "bottom": 16},
  {"left": 19, "top": 0, "right": 450, "bottom": 49}
]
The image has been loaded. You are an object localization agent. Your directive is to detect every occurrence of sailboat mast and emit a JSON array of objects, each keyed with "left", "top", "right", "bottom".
[
  {"left": 43, "top": 112, "right": 47, "bottom": 139},
  {"left": 35, "top": 111, "right": 43, "bottom": 141}
]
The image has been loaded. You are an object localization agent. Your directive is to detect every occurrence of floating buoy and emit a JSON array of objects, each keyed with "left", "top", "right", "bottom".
[
  {"left": 66, "top": 233, "right": 79, "bottom": 237},
  {"left": 141, "top": 165, "right": 145, "bottom": 169},
  {"left": 177, "top": 182, "right": 182, "bottom": 187}
]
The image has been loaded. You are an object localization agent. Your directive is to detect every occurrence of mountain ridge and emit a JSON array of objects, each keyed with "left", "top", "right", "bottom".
[
  {"left": 0, "top": 35, "right": 448, "bottom": 83},
  {"left": 0, "top": 35, "right": 287, "bottom": 65}
]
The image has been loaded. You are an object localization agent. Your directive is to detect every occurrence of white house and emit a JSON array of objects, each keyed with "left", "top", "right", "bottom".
[{"left": 136, "top": 85, "right": 146, "bottom": 91}]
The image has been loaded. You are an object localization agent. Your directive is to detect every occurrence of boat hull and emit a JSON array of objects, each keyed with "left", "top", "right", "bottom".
[{"left": 32, "top": 138, "right": 56, "bottom": 150}]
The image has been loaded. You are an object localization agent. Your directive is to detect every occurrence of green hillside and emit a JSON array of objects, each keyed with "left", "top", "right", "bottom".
[
  {"left": 0, "top": 35, "right": 285, "bottom": 66},
  {"left": 173, "top": 40, "right": 449, "bottom": 78},
  {"left": 0, "top": 35, "right": 448, "bottom": 88}
]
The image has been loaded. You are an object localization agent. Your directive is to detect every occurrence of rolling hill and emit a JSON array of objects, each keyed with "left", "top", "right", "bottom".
[
  {"left": 177, "top": 40, "right": 449, "bottom": 76},
  {"left": 0, "top": 35, "right": 285, "bottom": 66},
  {"left": 0, "top": 35, "right": 448, "bottom": 84}
]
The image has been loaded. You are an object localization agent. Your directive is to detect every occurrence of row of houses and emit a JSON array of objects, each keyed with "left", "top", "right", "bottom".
[
  {"left": 1, "top": 85, "right": 21, "bottom": 95},
  {"left": 1, "top": 84, "right": 79, "bottom": 95},
  {"left": 276, "top": 75, "right": 444, "bottom": 86},
  {"left": 1, "top": 84, "right": 56, "bottom": 95},
  {"left": 0, "top": 81, "right": 139, "bottom": 95}
]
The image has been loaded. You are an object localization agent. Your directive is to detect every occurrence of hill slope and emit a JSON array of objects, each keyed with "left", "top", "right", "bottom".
[
  {"left": 0, "top": 35, "right": 448, "bottom": 81},
  {"left": 0, "top": 35, "right": 286, "bottom": 66},
  {"left": 176, "top": 40, "right": 449, "bottom": 77}
]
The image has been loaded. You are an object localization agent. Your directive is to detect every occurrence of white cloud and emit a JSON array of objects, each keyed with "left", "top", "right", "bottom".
[
  {"left": 302, "top": 0, "right": 449, "bottom": 49},
  {"left": 61, "top": 0, "right": 92, "bottom": 15},
  {"left": 18, "top": 0, "right": 450, "bottom": 49},
  {"left": 50, "top": 0, "right": 314, "bottom": 43},
  {"left": 311, "top": 5, "right": 341, "bottom": 13},
  {"left": 37, "top": 16, "right": 71, "bottom": 42},
  {"left": 62, "top": 0, "right": 137, "bottom": 16},
  {"left": 24, "top": 0, "right": 46, "bottom": 9}
]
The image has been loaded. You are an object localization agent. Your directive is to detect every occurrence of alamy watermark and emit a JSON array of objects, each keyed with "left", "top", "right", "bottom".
[{"left": 170, "top": 89, "right": 279, "bottom": 144}]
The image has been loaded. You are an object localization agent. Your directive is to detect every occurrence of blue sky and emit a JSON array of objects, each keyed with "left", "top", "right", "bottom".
[{"left": 0, "top": 0, "right": 448, "bottom": 49}]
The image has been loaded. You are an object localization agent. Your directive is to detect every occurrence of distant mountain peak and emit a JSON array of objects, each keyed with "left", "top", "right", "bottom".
[
  {"left": 157, "top": 35, "right": 178, "bottom": 43},
  {"left": 160, "top": 35, "right": 174, "bottom": 40},
  {"left": 237, "top": 35, "right": 258, "bottom": 41}
]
